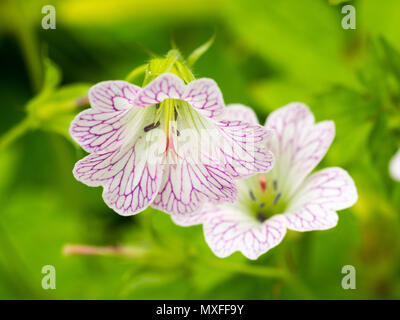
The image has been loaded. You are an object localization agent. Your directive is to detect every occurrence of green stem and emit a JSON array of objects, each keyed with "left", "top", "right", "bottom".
[
  {"left": 198, "top": 257, "right": 289, "bottom": 279},
  {"left": 125, "top": 64, "right": 148, "bottom": 83},
  {"left": 13, "top": 1, "right": 43, "bottom": 92},
  {"left": 0, "top": 118, "right": 32, "bottom": 151}
]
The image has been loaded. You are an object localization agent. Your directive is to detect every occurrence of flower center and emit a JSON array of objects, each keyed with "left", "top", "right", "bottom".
[
  {"left": 141, "top": 98, "right": 208, "bottom": 162},
  {"left": 244, "top": 174, "right": 287, "bottom": 222}
]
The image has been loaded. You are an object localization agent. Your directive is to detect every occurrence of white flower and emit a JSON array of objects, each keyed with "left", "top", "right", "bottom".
[
  {"left": 70, "top": 74, "right": 274, "bottom": 216},
  {"left": 390, "top": 150, "right": 400, "bottom": 181},
  {"left": 173, "top": 103, "right": 358, "bottom": 260}
]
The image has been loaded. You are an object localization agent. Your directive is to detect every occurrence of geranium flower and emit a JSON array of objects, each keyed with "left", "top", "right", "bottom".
[
  {"left": 70, "top": 74, "right": 274, "bottom": 215},
  {"left": 390, "top": 150, "right": 400, "bottom": 181},
  {"left": 173, "top": 103, "right": 358, "bottom": 260}
]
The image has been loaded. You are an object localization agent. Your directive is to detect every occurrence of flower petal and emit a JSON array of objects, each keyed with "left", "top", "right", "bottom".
[
  {"left": 73, "top": 130, "right": 165, "bottom": 216},
  {"left": 70, "top": 81, "right": 144, "bottom": 153},
  {"left": 134, "top": 74, "right": 224, "bottom": 119},
  {"left": 284, "top": 167, "right": 357, "bottom": 231},
  {"left": 390, "top": 150, "right": 400, "bottom": 181},
  {"left": 134, "top": 73, "right": 185, "bottom": 107},
  {"left": 69, "top": 108, "right": 139, "bottom": 153},
  {"left": 152, "top": 158, "right": 237, "bottom": 215},
  {"left": 174, "top": 204, "right": 287, "bottom": 260},
  {"left": 183, "top": 78, "right": 224, "bottom": 118},
  {"left": 89, "top": 80, "right": 141, "bottom": 112},
  {"left": 265, "top": 103, "right": 335, "bottom": 197},
  {"left": 217, "top": 120, "right": 274, "bottom": 178},
  {"left": 222, "top": 104, "right": 259, "bottom": 125}
]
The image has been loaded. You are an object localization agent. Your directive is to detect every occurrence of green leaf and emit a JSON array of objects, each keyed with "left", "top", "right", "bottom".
[
  {"left": 186, "top": 33, "right": 215, "bottom": 67},
  {"left": 41, "top": 58, "right": 62, "bottom": 96}
]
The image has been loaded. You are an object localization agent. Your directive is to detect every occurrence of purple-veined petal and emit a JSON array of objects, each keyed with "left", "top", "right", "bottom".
[
  {"left": 73, "top": 130, "right": 165, "bottom": 216},
  {"left": 134, "top": 73, "right": 185, "bottom": 107},
  {"left": 69, "top": 107, "right": 141, "bottom": 153},
  {"left": 284, "top": 167, "right": 357, "bottom": 231},
  {"left": 221, "top": 104, "right": 259, "bottom": 124},
  {"left": 183, "top": 78, "right": 224, "bottom": 118},
  {"left": 134, "top": 74, "right": 225, "bottom": 119},
  {"left": 173, "top": 204, "right": 287, "bottom": 260},
  {"left": 70, "top": 81, "right": 143, "bottom": 153},
  {"left": 152, "top": 157, "right": 237, "bottom": 215},
  {"left": 265, "top": 103, "right": 335, "bottom": 197},
  {"left": 390, "top": 149, "right": 400, "bottom": 181},
  {"left": 217, "top": 120, "right": 274, "bottom": 178},
  {"left": 89, "top": 80, "right": 141, "bottom": 112}
]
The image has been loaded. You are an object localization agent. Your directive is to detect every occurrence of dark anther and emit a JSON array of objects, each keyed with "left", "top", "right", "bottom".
[
  {"left": 259, "top": 202, "right": 265, "bottom": 208},
  {"left": 174, "top": 108, "right": 178, "bottom": 120},
  {"left": 272, "top": 192, "right": 282, "bottom": 206},
  {"left": 144, "top": 121, "right": 160, "bottom": 132},
  {"left": 249, "top": 190, "right": 256, "bottom": 201},
  {"left": 273, "top": 180, "right": 278, "bottom": 191},
  {"left": 172, "top": 127, "right": 180, "bottom": 136},
  {"left": 256, "top": 212, "right": 266, "bottom": 223},
  {"left": 156, "top": 103, "right": 160, "bottom": 109}
]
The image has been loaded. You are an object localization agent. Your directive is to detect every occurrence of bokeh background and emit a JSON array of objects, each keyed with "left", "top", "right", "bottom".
[{"left": 0, "top": 0, "right": 399, "bottom": 299}]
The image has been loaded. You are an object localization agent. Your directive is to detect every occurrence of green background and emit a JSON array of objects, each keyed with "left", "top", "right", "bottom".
[{"left": 0, "top": 0, "right": 399, "bottom": 299}]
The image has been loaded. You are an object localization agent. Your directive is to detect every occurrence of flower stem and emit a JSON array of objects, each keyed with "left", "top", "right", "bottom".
[
  {"left": 63, "top": 244, "right": 147, "bottom": 258},
  {"left": 125, "top": 64, "right": 148, "bottom": 83},
  {"left": 0, "top": 118, "right": 32, "bottom": 151},
  {"left": 199, "top": 257, "right": 290, "bottom": 279}
]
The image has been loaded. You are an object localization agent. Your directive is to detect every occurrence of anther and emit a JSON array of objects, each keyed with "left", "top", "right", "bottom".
[
  {"left": 259, "top": 202, "right": 265, "bottom": 208},
  {"left": 273, "top": 180, "right": 278, "bottom": 191},
  {"left": 272, "top": 193, "right": 282, "bottom": 206},
  {"left": 156, "top": 103, "right": 160, "bottom": 109},
  {"left": 256, "top": 212, "right": 266, "bottom": 223},
  {"left": 144, "top": 121, "right": 160, "bottom": 132},
  {"left": 249, "top": 190, "right": 256, "bottom": 201}
]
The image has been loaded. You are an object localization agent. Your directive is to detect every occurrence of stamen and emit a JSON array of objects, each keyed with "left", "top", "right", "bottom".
[
  {"left": 174, "top": 108, "right": 178, "bottom": 120},
  {"left": 259, "top": 175, "right": 267, "bottom": 193},
  {"left": 172, "top": 127, "right": 181, "bottom": 136},
  {"left": 273, "top": 180, "right": 278, "bottom": 191},
  {"left": 256, "top": 212, "right": 266, "bottom": 223},
  {"left": 156, "top": 103, "right": 160, "bottom": 109},
  {"left": 259, "top": 202, "right": 265, "bottom": 208},
  {"left": 272, "top": 193, "right": 282, "bottom": 206},
  {"left": 144, "top": 121, "right": 160, "bottom": 132},
  {"left": 249, "top": 190, "right": 256, "bottom": 201}
]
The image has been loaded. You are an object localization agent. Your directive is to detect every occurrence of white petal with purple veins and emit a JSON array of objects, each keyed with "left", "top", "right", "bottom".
[
  {"left": 73, "top": 128, "right": 165, "bottom": 215},
  {"left": 134, "top": 74, "right": 225, "bottom": 119},
  {"left": 183, "top": 78, "right": 224, "bottom": 118},
  {"left": 89, "top": 81, "right": 141, "bottom": 112},
  {"left": 265, "top": 103, "right": 335, "bottom": 197},
  {"left": 134, "top": 74, "right": 185, "bottom": 107},
  {"left": 217, "top": 120, "right": 274, "bottom": 178},
  {"left": 152, "top": 158, "right": 237, "bottom": 215},
  {"left": 70, "top": 108, "right": 142, "bottom": 153},
  {"left": 222, "top": 104, "right": 259, "bottom": 124},
  {"left": 70, "top": 81, "right": 146, "bottom": 153},
  {"left": 284, "top": 167, "right": 357, "bottom": 231},
  {"left": 173, "top": 204, "right": 287, "bottom": 260}
]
